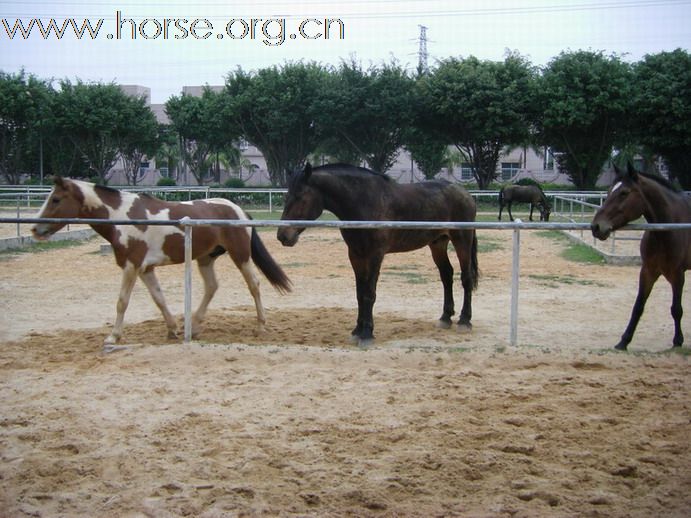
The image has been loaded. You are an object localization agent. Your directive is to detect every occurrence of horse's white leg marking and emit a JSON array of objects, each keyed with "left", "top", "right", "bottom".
[
  {"left": 105, "top": 263, "right": 138, "bottom": 345},
  {"left": 192, "top": 260, "right": 218, "bottom": 338},
  {"left": 239, "top": 261, "right": 266, "bottom": 332},
  {"left": 139, "top": 269, "right": 178, "bottom": 339}
]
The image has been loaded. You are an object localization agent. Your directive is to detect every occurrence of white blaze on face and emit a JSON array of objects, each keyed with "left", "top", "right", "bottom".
[{"left": 611, "top": 181, "right": 623, "bottom": 194}]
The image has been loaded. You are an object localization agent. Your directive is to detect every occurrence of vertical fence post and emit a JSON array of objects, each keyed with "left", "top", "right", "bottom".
[
  {"left": 182, "top": 217, "right": 193, "bottom": 344},
  {"left": 510, "top": 221, "right": 521, "bottom": 347}
]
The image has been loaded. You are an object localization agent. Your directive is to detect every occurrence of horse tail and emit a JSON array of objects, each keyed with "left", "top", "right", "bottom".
[
  {"left": 250, "top": 228, "right": 292, "bottom": 294},
  {"left": 470, "top": 230, "right": 480, "bottom": 291}
]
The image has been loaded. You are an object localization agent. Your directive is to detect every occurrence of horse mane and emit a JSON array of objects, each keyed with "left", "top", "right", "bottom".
[
  {"left": 313, "top": 163, "right": 391, "bottom": 182},
  {"left": 637, "top": 170, "right": 682, "bottom": 193},
  {"left": 93, "top": 183, "right": 121, "bottom": 196}
]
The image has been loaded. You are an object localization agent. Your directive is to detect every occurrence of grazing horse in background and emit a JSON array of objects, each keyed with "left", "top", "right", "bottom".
[
  {"left": 498, "top": 184, "right": 551, "bottom": 221},
  {"left": 277, "top": 163, "right": 479, "bottom": 346},
  {"left": 32, "top": 177, "right": 291, "bottom": 348},
  {"left": 591, "top": 164, "right": 691, "bottom": 350}
]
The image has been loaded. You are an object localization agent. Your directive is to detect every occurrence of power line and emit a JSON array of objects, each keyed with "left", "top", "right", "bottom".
[{"left": 4, "top": 0, "right": 691, "bottom": 20}]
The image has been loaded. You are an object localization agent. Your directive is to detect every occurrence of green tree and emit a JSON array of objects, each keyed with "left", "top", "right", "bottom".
[
  {"left": 154, "top": 124, "right": 181, "bottom": 180},
  {"left": 52, "top": 80, "right": 159, "bottom": 183},
  {"left": 224, "top": 62, "right": 328, "bottom": 186},
  {"left": 165, "top": 88, "right": 234, "bottom": 185},
  {"left": 0, "top": 70, "right": 52, "bottom": 184},
  {"left": 420, "top": 53, "right": 537, "bottom": 189},
  {"left": 535, "top": 50, "right": 632, "bottom": 189},
  {"left": 631, "top": 49, "right": 691, "bottom": 188},
  {"left": 315, "top": 60, "right": 415, "bottom": 172}
]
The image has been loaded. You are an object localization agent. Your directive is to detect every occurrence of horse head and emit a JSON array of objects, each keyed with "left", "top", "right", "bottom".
[
  {"left": 277, "top": 163, "right": 324, "bottom": 246},
  {"left": 591, "top": 163, "right": 645, "bottom": 240},
  {"left": 31, "top": 176, "right": 84, "bottom": 240}
]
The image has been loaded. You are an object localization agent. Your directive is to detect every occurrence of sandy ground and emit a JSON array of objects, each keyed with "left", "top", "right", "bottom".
[{"left": 1, "top": 225, "right": 690, "bottom": 517}]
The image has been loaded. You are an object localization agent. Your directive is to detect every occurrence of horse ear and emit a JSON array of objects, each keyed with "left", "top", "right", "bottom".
[
  {"left": 52, "top": 176, "right": 65, "bottom": 188},
  {"left": 626, "top": 162, "right": 639, "bottom": 181},
  {"left": 304, "top": 162, "right": 312, "bottom": 181}
]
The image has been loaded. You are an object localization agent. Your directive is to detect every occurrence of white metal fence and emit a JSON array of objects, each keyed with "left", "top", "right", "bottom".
[{"left": 3, "top": 215, "right": 690, "bottom": 348}]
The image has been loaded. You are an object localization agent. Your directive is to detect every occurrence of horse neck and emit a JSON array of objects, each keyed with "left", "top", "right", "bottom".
[
  {"left": 312, "top": 173, "right": 376, "bottom": 220},
  {"left": 637, "top": 177, "right": 687, "bottom": 224},
  {"left": 74, "top": 182, "right": 126, "bottom": 241}
]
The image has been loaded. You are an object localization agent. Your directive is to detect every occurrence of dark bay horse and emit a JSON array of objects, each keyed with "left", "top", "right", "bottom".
[
  {"left": 591, "top": 164, "right": 691, "bottom": 350},
  {"left": 498, "top": 184, "right": 551, "bottom": 221},
  {"left": 277, "top": 163, "right": 479, "bottom": 346},
  {"left": 32, "top": 177, "right": 291, "bottom": 349}
]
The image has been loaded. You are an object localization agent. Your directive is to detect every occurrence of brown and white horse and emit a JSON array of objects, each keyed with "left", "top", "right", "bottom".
[{"left": 32, "top": 177, "right": 291, "bottom": 348}]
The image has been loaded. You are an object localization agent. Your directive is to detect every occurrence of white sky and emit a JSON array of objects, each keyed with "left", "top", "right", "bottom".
[{"left": 1, "top": 0, "right": 689, "bottom": 103}]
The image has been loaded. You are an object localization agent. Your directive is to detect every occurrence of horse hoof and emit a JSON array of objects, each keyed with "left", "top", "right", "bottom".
[
  {"left": 456, "top": 322, "right": 472, "bottom": 334},
  {"left": 104, "top": 334, "right": 120, "bottom": 346},
  {"left": 357, "top": 337, "right": 374, "bottom": 349},
  {"left": 102, "top": 345, "right": 128, "bottom": 354},
  {"left": 614, "top": 343, "right": 628, "bottom": 351},
  {"left": 168, "top": 330, "right": 179, "bottom": 340},
  {"left": 437, "top": 319, "right": 452, "bottom": 330}
]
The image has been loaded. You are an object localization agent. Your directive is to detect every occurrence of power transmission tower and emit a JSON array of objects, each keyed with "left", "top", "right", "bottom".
[{"left": 417, "top": 25, "right": 429, "bottom": 76}]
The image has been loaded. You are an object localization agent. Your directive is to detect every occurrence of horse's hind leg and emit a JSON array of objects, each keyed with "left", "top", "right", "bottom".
[
  {"left": 239, "top": 261, "right": 266, "bottom": 332},
  {"left": 429, "top": 237, "right": 455, "bottom": 328},
  {"left": 105, "top": 263, "right": 138, "bottom": 346},
  {"left": 139, "top": 268, "right": 179, "bottom": 339},
  {"left": 191, "top": 256, "right": 219, "bottom": 339},
  {"left": 451, "top": 230, "right": 476, "bottom": 331}
]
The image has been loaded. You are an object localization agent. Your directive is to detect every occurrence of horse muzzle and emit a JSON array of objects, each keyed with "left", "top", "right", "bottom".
[
  {"left": 31, "top": 224, "right": 55, "bottom": 241},
  {"left": 590, "top": 221, "right": 612, "bottom": 241},
  {"left": 277, "top": 226, "right": 303, "bottom": 247}
]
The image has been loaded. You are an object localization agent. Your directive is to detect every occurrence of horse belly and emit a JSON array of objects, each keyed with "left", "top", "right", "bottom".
[{"left": 388, "top": 230, "right": 446, "bottom": 253}]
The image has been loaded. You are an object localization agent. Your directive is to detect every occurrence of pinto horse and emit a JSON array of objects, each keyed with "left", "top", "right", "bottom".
[
  {"left": 32, "top": 177, "right": 291, "bottom": 348},
  {"left": 498, "top": 184, "right": 551, "bottom": 221},
  {"left": 277, "top": 163, "right": 479, "bottom": 346},
  {"left": 591, "top": 164, "right": 691, "bottom": 350}
]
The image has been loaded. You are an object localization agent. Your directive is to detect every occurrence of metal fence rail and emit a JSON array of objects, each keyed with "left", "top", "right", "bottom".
[{"left": 3, "top": 216, "right": 690, "bottom": 348}]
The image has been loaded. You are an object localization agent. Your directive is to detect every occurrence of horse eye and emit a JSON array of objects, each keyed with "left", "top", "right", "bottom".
[{"left": 51, "top": 197, "right": 60, "bottom": 204}]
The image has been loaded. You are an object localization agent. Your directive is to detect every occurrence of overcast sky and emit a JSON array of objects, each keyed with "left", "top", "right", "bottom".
[{"left": 1, "top": 0, "right": 690, "bottom": 103}]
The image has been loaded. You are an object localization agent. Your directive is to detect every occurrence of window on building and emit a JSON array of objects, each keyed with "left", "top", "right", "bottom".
[
  {"left": 501, "top": 162, "right": 520, "bottom": 181},
  {"left": 460, "top": 162, "right": 474, "bottom": 181}
]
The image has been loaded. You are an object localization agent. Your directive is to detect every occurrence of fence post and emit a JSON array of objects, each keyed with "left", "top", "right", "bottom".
[
  {"left": 510, "top": 221, "right": 521, "bottom": 347},
  {"left": 182, "top": 218, "right": 193, "bottom": 343}
]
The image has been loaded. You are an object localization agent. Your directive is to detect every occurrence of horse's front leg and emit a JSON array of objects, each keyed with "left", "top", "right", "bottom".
[
  {"left": 668, "top": 271, "right": 685, "bottom": 347},
  {"left": 348, "top": 250, "right": 383, "bottom": 347},
  {"left": 529, "top": 203, "right": 534, "bottom": 221},
  {"left": 615, "top": 267, "right": 659, "bottom": 350},
  {"left": 139, "top": 268, "right": 179, "bottom": 340},
  {"left": 507, "top": 202, "right": 514, "bottom": 221},
  {"left": 105, "top": 263, "right": 138, "bottom": 346}
]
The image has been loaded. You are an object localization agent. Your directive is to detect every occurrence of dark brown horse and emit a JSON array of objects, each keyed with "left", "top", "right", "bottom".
[
  {"left": 498, "top": 184, "right": 551, "bottom": 221},
  {"left": 32, "top": 177, "right": 291, "bottom": 349},
  {"left": 277, "top": 163, "right": 479, "bottom": 346},
  {"left": 591, "top": 164, "right": 691, "bottom": 350}
]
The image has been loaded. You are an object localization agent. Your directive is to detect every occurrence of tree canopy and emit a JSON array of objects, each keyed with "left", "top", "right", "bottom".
[
  {"left": 224, "top": 62, "right": 328, "bottom": 186},
  {"left": 535, "top": 51, "right": 632, "bottom": 189},
  {"left": 631, "top": 48, "right": 691, "bottom": 188},
  {"left": 418, "top": 53, "right": 536, "bottom": 189}
]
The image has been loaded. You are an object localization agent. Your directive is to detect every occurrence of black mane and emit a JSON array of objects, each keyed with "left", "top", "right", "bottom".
[
  {"left": 638, "top": 170, "right": 681, "bottom": 193},
  {"left": 312, "top": 163, "right": 391, "bottom": 181}
]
